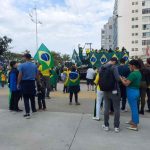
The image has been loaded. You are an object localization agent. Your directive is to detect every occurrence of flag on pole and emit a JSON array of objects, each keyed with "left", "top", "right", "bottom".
[
  {"left": 72, "top": 49, "right": 82, "bottom": 65},
  {"left": 34, "top": 43, "right": 54, "bottom": 71}
]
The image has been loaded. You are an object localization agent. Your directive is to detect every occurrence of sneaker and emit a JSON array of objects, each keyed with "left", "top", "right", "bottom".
[
  {"left": 126, "top": 126, "right": 138, "bottom": 131},
  {"left": 23, "top": 114, "right": 30, "bottom": 119},
  {"left": 92, "top": 117, "right": 100, "bottom": 121},
  {"left": 76, "top": 102, "right": 80, "bottom": 105},
  {"left": 114, "top": 128, "right": 120, "bottom": 133},
  {"left": 102, "top": 125, "right": 109, "bottom": 131}
]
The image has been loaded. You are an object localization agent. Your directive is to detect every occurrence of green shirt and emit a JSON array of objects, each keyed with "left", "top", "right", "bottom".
[{"left": 127, "top": 70, "right": 142, "bottom": 89}]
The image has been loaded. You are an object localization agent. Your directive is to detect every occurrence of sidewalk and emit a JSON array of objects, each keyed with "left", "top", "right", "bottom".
[{"left": 0, "top": 110, "right": 150, "bottom": 150}]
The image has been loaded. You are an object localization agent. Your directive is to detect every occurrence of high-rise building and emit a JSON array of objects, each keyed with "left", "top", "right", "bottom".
[
  {"left": 102, "top": 0, "right": 150, "bottom": 57},
  {"left": 101, "top": 17, "right": 113, "bottom": 50}
]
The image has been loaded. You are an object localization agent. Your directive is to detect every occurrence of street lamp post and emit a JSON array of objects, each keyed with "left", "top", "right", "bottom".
[{"left": 29, "top": 5, "right": 42, "bottom": 51}]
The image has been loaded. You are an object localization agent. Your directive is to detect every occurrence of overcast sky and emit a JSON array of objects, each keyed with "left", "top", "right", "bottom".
[{"left": 0, "top": 0, "right": 115, "bottom": 56}]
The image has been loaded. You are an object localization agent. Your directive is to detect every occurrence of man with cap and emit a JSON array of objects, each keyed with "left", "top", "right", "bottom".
[{"left": 18, "top": 53, "right": 38, "bottom": 119}]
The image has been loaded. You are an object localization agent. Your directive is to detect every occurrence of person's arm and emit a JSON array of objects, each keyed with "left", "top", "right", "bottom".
[
  {"left": 17, "top": 72, "right": 22, "bottom": 86},
  {"left": 120, "top": 77, "right": 131, "bottom": 86},
  {"left": 113, "top": 66, "right": 120, "bottom": 81}
]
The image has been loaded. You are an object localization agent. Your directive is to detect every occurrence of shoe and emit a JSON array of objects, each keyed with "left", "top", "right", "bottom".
[
  {"left": 102, "top": 125, "right": 109, "bottom": 131},
  {"left": 125, "top": 121, "right": 134, "bottom": 125},
  {"left": 32, "top": 110, "right": 37, "bottom": 113},
  {"left": 126, "top": 126, "right": 138, "bottom": 131},
  {"left": 46, "top": 96, "right": 51, "bottom": 99},
  {"left": 16, "top": 109, "right": 23, "bottom": 112},
  {"left": 23, "top": 114, "right": 30, "bottom": 119},
  {"left": 114, "top": 128, "right": 120, "bottom": 133},
  {"left": 139, "top": 110, "right": 144, "bottom": 115},
  {"left": 146, "top": 110, "right": 150, "bottom": 113},
  {"left": 92, "top": 117, "right": 100, "bottom": 121},
  {"left": 121, "top": 108, "right": 128, "bottom": 113},
  {"left": 76, "top": 102, "right": 80, "bottom": 105}
]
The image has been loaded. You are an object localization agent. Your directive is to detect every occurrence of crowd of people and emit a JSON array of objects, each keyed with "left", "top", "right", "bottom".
[
  {"left": 91, "top": 57, "right": 150, "bottom": 132},
  {"left": 0, "top": 52, "right": 150, "bottom": 133}
]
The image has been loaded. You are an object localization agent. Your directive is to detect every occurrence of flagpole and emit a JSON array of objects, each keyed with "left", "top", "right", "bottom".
[{"left": 29, "top": 4, "right": 42, "bottom": 52}]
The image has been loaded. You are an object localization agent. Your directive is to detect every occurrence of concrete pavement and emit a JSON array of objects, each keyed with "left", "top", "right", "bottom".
[{"left": 0, "top": 83, "right": 150, "bottom": 150}]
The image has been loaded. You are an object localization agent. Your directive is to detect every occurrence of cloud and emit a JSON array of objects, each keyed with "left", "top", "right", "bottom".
[{"left": 0, "top": 0, "right": 115, "bottom": 55}]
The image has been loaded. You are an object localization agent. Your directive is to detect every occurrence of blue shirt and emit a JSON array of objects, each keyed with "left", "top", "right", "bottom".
[
  {"left": 118, "top": 65, "right": 130, "bottom": 78},
  {"left": 18, "top": 62, "right": 38, "bottom": 80}
]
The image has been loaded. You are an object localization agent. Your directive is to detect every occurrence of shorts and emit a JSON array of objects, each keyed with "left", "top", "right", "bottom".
[{"left": 87, "top": 79, "right": 94, "bottom": 85}]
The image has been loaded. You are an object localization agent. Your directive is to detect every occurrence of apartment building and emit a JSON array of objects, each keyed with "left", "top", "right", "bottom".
[
  {"left": 101, "top": 17, "right": 113, "bottom": 50},
  {"left": 102, "top": 0, "right": 150, "bottom": 57}
]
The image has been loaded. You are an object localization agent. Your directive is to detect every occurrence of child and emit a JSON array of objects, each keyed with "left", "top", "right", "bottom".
[
  {"left": 37, "top": 72, "right": 47, "bottom": 110},
  {"left": 1, "top": 73, "right": 6, "bottom": 88}
]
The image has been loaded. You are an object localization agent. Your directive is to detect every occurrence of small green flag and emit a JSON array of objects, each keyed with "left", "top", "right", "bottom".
[{"left": 34, "top": 43, "right": 54, "bottom": 71}]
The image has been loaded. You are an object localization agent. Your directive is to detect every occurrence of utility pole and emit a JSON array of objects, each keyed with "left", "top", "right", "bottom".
[
  {"left": 29, "top": 4, "right": 42, "bottom": 51},
  {"left": 85, "top": 43, "right": 92, "bottom": 51}
]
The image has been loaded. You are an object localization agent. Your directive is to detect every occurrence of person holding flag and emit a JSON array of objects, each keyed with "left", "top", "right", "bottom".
[{"left": 34, "top": 43, "right": 54, "bottom": 98}]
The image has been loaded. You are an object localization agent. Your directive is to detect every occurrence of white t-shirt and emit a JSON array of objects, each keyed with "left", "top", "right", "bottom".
[{"left": 86, "top": 68, "right": 96, "bottom": 79}]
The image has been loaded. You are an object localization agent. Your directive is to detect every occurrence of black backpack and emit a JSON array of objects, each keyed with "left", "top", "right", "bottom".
[{"left": 99, "top": 65, "right": 116, "bottom": 91}]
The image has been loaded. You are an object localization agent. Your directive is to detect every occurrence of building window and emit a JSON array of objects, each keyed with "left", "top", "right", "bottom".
[
  {"left": 135, "top": 9, "right": 138, "bottom": 13},
  {"left": 132, "top": 41, "right": 135, "bottom": 44},
  {"left": 143, "top": 24, "right": 150, "bottom": 30},
  {"left": 142, "top": 40, "right": 150, "bottom": 45},
  {"left": 142, "top": 8, "right": 150, "bottom": 14},
  {"left": 132, "top": 18, "right": 134, "bottom": 21},
  {"left": 143, "top": 32, "right": 150, "bottom": 38},
  {"left": 132, "top": 10, "right": 135, "bottom": 13},
  {"left": 132, "top": 2, "right": 134, "bottom": 5},
  {"left": 142, "top": 16, "right": 150, "bottom": 22},
  {"left": 135, "top": 33, "right": 138, "bottom": 36},
  {"left": 132, "top": 48, "right": 135, "bottom": 51},
  {"left": 135, "top": 48, "right": 138, "bottom": 51},
  {"left": 135, "top": 17, "right": 138, "bottom": 20},
  {"left": 135, "top": 40, "right": 138, "bottom": 44},
  {"left": 132, "top": 33, "right": 135, "bottom": 36},
  {"left": 142, "top": 1, "right": 150, "bottom": 6},
  {"left": 135, "top": 25, "right": 138, "bottom": 28}
]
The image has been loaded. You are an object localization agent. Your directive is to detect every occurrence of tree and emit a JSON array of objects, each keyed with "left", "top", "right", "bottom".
[
  {"left": 51, "top": 51, "right": 63, "bottom": 66},
  {"left": 0, "top": 36, "right": 12, "bottom": 55},
  {"left": 62, "top": 54, "right": 71, "bottom": 62}
]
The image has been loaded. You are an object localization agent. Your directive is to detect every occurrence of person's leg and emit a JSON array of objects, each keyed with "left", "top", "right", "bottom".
[
  {"left": 87, "top": 79, "right": 90, "bottom": 91},
  {"left": 9, "top": 92, "right": 15, "bottom": 110},
  {"left": 121, "top": 85, "right": 127, "bottom": 110},
  {"left": 104, "top": 92, "right": 110, "bottom": 127},
  {"left": 44, "top": 76, "right": 50, "bottom": 97},
  {"left": 110, "top": 99, "right": 114, "bottom": 113},
  {"left": 112, "top": 94, "right": 120, "bottom": 128},
  {"left": 140, "top": 87, "right": 147, "bottom": 114},
  {"left": 14, "top": 91, "right": 19, "bottom": 111},
  {"left": 30, "top": 94, "right": 36, "bottom": 112},
  {"left": 96, "top": 91, "right": 104, "bottom": 119},
  {"left": 69, "top": 92, "right": 73, "bottom": 103},
  {"left": 23, "top": 94, "right": 30, "bottom": 114},
  {"left": 127, "top": 88, "right": 139, "bottom": 125},
  {"left": 147, "top": 88, "right": 150, "bottom": 111},
  {"left": 38, "top": 93, "right": 42, "bottom": 109}
]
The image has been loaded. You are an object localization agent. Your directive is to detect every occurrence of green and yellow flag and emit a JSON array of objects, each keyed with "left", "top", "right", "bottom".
[{"left": 34, "top": 43, "right": 54, "bottom": 71}]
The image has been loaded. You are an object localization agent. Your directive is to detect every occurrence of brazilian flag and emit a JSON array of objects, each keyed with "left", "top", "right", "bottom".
[{"left": 34, "top": 43, "right": 54, "bottom": 71}]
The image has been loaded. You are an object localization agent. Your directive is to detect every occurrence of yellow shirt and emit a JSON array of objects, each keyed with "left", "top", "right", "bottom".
[
  {"left": 38, "top": 65, "right": 50, "bottom": 76},
  {"left": 94, "top": 73, "right": 101, "bottom": 91},
  {"left": 1, "top": 74, "right": 6, "bottom": 81}
]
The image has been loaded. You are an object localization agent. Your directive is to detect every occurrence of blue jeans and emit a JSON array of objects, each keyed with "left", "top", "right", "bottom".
[{"left": 127, "top": 88, "right": 140, "bottom": 125}]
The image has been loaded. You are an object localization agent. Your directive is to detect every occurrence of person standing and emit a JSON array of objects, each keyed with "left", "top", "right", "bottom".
[
  {"left": 68, "top": 66, "right": 80, "bottom": 105},
  {"left": 8, "top": 61, "right": 22, "bottom": 112},
  {"left": 86, "top": 67, "right": 96, "bottom": 91},
  {"left": 121, "top": 60, "right": 142, "bottom": 131},
  {"left": 93, "top": 71, "right": 104, "bottom": 121},
  {"left": 38, "top": 65, "right": 51, "bottom": 98},
  {"left": 99, "top": 57, "right": 121, "bottom": 132},
  {"left": 37, "top": 72, "right": 46, "bottom": 110},
  {"left": 145, "top": 58, "right": 150, "bottom": 112},
  {"left": 118, "top": 58, "right": 130, "bottom": 112},
  {"left": 138, "top": 59, "right": 149, "bottom": 115},
  {"left": 18, "top": 54, "right": 38, "bottom": 119}
]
